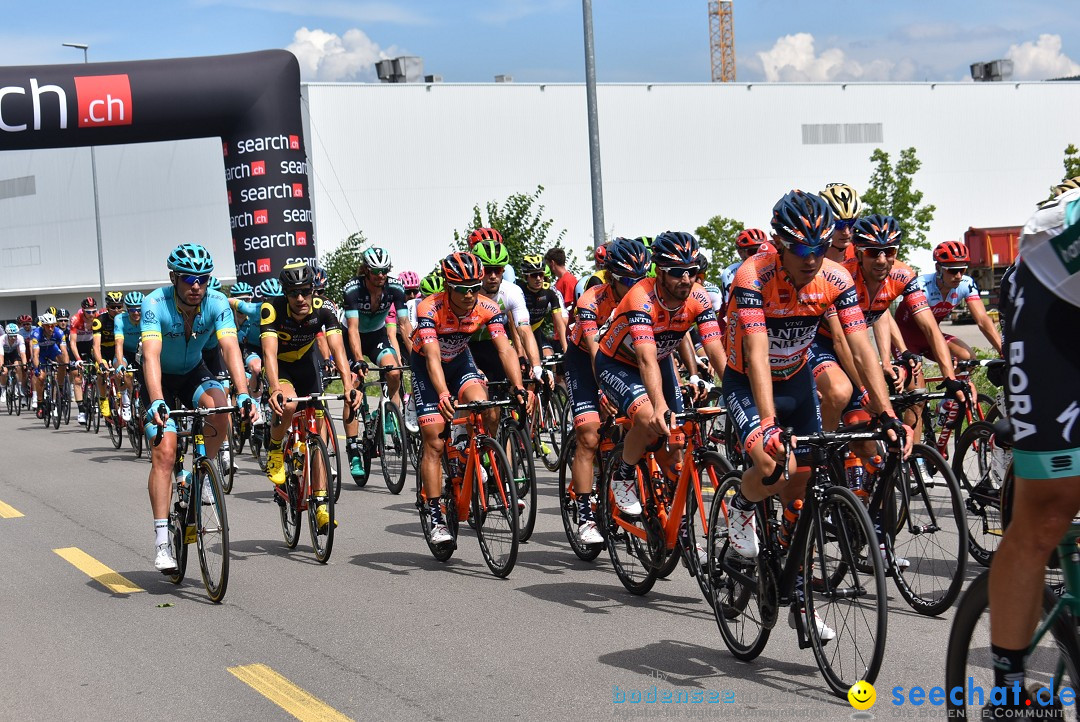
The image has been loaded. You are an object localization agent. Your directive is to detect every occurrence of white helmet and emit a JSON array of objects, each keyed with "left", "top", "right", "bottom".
[{"left": 39, "top": 313, "right": 56, "bottom": 325}]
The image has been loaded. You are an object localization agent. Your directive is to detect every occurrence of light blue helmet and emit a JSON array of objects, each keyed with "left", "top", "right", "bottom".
[
  {"left": 207, "top": 277, "right": 223, "bottom": 292},
  {"left": 123, "top": 291, "right": 144, "bottom": 308},
  {"left": 5, "top": 323, "right": 17, "bottom": 335},
  {"left": 167, "top": 243, "right": 214, "bottom": 274},
  {"left": 229, "top": 281, "right": 254, "bottom": 297},
  {"left": 257, "top": 278, "right": 283, "bottom": 298}
]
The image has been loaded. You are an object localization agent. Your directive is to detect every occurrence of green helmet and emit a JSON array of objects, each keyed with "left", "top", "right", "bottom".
[
  {"left": 471, "top": 240, "right": 509, "bottom": 267},
  {"left": 419, "top": 273, "right": 444, "bottom": 296}
]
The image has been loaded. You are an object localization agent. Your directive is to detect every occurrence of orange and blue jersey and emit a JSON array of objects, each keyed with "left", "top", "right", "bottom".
[
  {"left": 569, "top": 282, "right": 619, "bottom": 350},
  {"left": 820, "top": 259, "right": 928, "bottom": 338},
  {"left": 724, "top": 251, "right": 865, "bottom": 379},
  {"left": 597, "top": 277, "right": 721, "bottom": 366},
  {"left": 411, "top": 292, "right": 507, "bottom": 362}
]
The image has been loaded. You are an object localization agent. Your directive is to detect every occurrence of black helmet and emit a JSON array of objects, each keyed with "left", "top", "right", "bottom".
[
  {"left": 605, "top": 238, "right": 651, "bottom": 278},
  {"left": 279, "top": 262, "right": 315, "bottom": 289},
  {"left": 852, "top": 214, "right": 903, "bottom": 248},
  {"left": 771, "top": 190, "right": 835, "bottom": 247},
  {"left": 651, "top": 231, "right": 699, "bottom": 268}
]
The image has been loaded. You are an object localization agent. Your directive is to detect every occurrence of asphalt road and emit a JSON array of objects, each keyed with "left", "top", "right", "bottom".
[{"left": 0, "top": 400, "right": 987, "bottom": 721}]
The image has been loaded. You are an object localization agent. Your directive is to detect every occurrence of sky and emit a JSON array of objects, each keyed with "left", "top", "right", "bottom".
[{"left": 3, "top": 1, "right": 1080, "bottom": 84}]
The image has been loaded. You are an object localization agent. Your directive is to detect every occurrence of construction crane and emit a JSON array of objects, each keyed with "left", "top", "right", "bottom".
[{"left": 708, "top": 0, "right": 736, "bottom": 82}]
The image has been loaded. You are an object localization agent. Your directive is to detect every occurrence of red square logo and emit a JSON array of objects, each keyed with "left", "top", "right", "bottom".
[
  {"left": 251, "top": 160, "right": 266, "bottom": 176},
  {"left": 289, "top": 135, "right": 300, "bottom": 150},
  {"left": 257, "top": 258, "right": 271, "bottom": 274},
  {"left": 222, "top": 141, "right": 228, "bottom": 156},
  {"left": 296, "top": 231, "right": 308, "bottom": 247},
  {"left": 226, "top": 190, "right": 232, "bottom": 205},
  {"left": 253, "top": 209, "right": 268, "bottom": 225},
  {"left": 232, "top": 238, "right": 237, "bottom": 251},
  {"left": 291, "top": 183, "right": 304, "bottom": 198},
  {"left": 74, "top": 74, "right": 133, "bottom": 128}
]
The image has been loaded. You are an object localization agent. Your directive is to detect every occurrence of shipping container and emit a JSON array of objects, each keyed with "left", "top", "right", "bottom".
[{"left": 964, "top": 226, "right": 1021, "bottom": 269}]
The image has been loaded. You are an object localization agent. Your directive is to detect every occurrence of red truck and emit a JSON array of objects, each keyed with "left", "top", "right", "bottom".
[{"left": 951, "top": 225, "right": 1021, "bottom": 320}]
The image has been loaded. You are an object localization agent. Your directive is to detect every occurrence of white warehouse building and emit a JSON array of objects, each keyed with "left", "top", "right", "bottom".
[{"left": 0, "top": 79, "right": 1077, "bottom": 319}]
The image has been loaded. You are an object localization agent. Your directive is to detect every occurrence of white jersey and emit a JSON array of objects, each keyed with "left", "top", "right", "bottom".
[
  {"left": 2, "top": 334, "right": 25, "bottom": 354},
  {"left": 703, "top": 280, "right": 724, "bottom": 314},
  {"left": 719, "top": 260, "right": 742, "bottom": 307},
  {"left": 1021, "top": 186, "right": 1080, "bottom": 307},
  {"left": 491, "top": 280, "right": 531, "bottom": 327},
  {"left": 405, "top": 297, "right": 420, "bottom": 327}
]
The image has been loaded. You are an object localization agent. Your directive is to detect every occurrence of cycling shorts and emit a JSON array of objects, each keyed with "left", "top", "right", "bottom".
[
  {"left": 410, "top": 349, "right": 485, "bottom": 427},
  {"left": 37, "top": 345, "right": 63, "bottom": 363},
  {"left": 3, "top": 351, "right": 19, "bottom": 366},
  {"left": 243, "top": 344, "right": 262, "bottom": 368},
  {"left": 358, "top": 327, "right": 399, "bottom": 365},
  {"left": 722, "top": 363, "right": 821, "bottom": 466},
  {"left": 277, "top": 356, "right": 322, "bottom": 398},
  {"left": 138, "top": 360, "right": 223, "bottom": 438},
  {"left": 536, "top": 331, "right": 557, "bottom": 354},
  {"left": 202, "top": 347, "right": 225, "bottom": 379},
  {"left": 595, "top": 352, "right": 683, "bottom": 421},
  {"left": 806, "top": 335, "right": 840, "bottom": 380},
  {"left": 564, "top": 343, "right": 600, "bottom": 427},
  {"left": 1002, "top": 261, "right": 1080, "bottom": 479},
  {"left": 469, "top": 339, "right": 507, "bottom": 385},
  {"left": 76, "top": 340, "right": 93, "bottom": 361}
]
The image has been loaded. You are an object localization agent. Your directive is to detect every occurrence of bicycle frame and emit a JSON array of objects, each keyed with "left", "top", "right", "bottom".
[{"left": 1032, "top": 525, "right": 1080, "bottom": 654}]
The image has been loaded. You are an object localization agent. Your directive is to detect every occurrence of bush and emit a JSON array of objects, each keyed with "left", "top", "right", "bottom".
[
  {"left": 320, "top": 230, "right": 367, "bottom": 302},
  {"left": 694, "top": 215, "right": 744, "bottom": 286}
]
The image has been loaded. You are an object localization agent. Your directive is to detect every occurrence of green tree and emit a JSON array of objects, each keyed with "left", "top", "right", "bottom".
[
  {"left": 694, "top": 215, "right": 744, "bottom": 285},
  {"left": 455, "top": 185, "right": 579, "bottom": 274},
  {"left": 319, "top": 230, "right": 367, "bottom": 302},
  {"left": 861, "top": 147, "right": 936, "bottom": 263},
  {"left": 1063, "top": 143, "right": 1080, "bottom": 181}
]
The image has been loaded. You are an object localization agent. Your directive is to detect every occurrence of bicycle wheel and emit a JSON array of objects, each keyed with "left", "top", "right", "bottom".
[
  {"left": 251, "top": 420, "right": 267, "bottom": 470},
  {"left": 322, "top": 412, "right": 342, "bottom": 502},
  {"left": 417, "top": 457, "right": 457, "bottom": 562},
  {"left": 887, "top": 444, "right": 967, "bottom": 616},
  {"left": 218, "top": 417, "right": 236, "bottom": 494},
  {"left": 952, "top": 421, "right": 1008, "bottom": 567},
  {"left": 232, "top": 408, "right": 248, "bottom": 454},
  {"left": 378, "top": 402, "right": 408, "bottom": 495},
  {"left": 107, "top": 388, "right": 123, "bottom": 448},
  {"left": 129, "top": 397, "right": 144, "bottom": 458},
  {"left": 684, "top": 451, "right": 733, "bottom": 607},
  {"left": 945, "top": 571, "right": 1080, "bottom": 719},
  {"left": 471, "top": 436, "right": 519, "bottom": 577},
  {"left": 5, "top": 380, "right": 11, "bottom": 415},
  {"left": 305, "top": 436, "right": 335, "bottom": 563},
  {"left": 278, "top": 460, "right": 302, "bottom": 549},
  {"left": 61, "top": 380, "right": 72, "bottom": 425},
  {"left": 803, "top": 484, "right": 888, "bottom": 698},
  {"left": 558, "top": 436, "right": 604, "bottom": 561},
  {"left": 535, "top": 391, "right": 562, "bottom": 472},
  {"left": 502, "top": 420, "right": 537, "bottom": 542},
  {"left": 83, "top": 383, "right": 96, "bottom": 432},
  {"left": 91, "top": 385, "right": 102, "bottom": 434},
  {"left": 546, "top": 385, "right": 568, "bottom": 468},
  {"left": 194, "top": 457, "right": 229, "bottom": 602},
  {"left": 51, "top": 379, "right": 62, "bottom": 429},
  {"left": 708, "top": 470, "right": 771, "bottom": 660},
  {"left": 599, "top": 444, "right": 657, "bottom": 595},
  {"left": 166, "top": 473, "right": 191, "bottom": 585}
]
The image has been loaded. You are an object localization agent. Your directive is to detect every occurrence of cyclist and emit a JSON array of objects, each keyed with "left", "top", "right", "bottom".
[
  {"left": 141, "top": 244, "right": 255, "bottom": 573},
  {"left": 544, "top": 246, "right": 578, "bottom": 307},
  {"left": 567, "top": 237, "right": 652, "bottom": 544},
  {"left": 91, "top": 292, "right": 125, "bottom": 420},
  {"left": 819, "top": 182, "right": 862, "bottom": 267},
  {"left": 720, "top": 191, "right": 907, "bottom": 637},
  {"left": 199, "top": 281, "right": 232, "bottom": 382},
  {"left": 55, "top": 308, "right": 71, "bottom": 344},
  {"left": 984, "top": 181, "right": 1080, "bottom": 715},
  {"left": 112, "top": 291, "right": 144, "bottom": 419},
  {"left": 595, "top": 231, "right": 728, "bottom": 516},
  {"left": 517, "top": 254, "right": 568, "bottom": 358},
  {"left": 398, "top": 270, "right": 421, "bottom": 304},
  {"left": 894, "top": 240, "right": 1003, "bottom": 361},
  {"left": 227, "top": 281, "right": 264, "bottom": 398},
  {"left": 719, "top": 229, "right": 770, "bottom": 307},
  {"left": 29, "top": 312, "right": 70, "bottom": 417},
  {"left": 262, "top": 263, "right": 360, "bottom": 531},
  {"left": 412, "top": 252, "right": 529, "bottom": 545},
  {"left": 68, "top": 297, "right": 98, "bottom": 423},
  {"left": 1, "top": 323, "right": 27, "bottom": 403},
  {"left": 342, "top": 246, "right": 410, "bottom": 479},
  {"left": 575, "top": 243, "right": 611, "bottom": 301}
]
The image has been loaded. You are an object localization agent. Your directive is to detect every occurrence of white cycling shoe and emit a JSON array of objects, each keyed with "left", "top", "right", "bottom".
[
  {"left": 790, "top": 607, "right": 836, "bottom": 642},
  {"left": 154, "top": 543, "right": 177, "bottom": 572},
  {"left": 725, "top": 505, "right": 759, "bottom": 559},
  {"left": 611, "top": 477, "right": 642, "bottom": 516},
  {"left": 578, "top": 519, "right": 604, "bottom": 545}
]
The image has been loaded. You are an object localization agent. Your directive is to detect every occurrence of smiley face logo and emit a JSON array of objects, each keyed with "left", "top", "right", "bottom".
[{"left": 848, "top": 680, "right": 876, "bottom": 710}]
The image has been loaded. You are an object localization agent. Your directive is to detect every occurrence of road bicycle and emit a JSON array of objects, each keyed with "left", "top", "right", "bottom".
[
  {"left": 709, "top": 428, "right": 890, "bottom": 698},
  {"left": 274, "top": 393, "right": 348, "bottom": 563},
  {"left": 79, "top": 362, "right": 101, "bottom": 434},
  {"left": 318, "top": 369, "right": 344, "bottom": 502},
  {"left": 528, "top": 355, "right": 568, "bottom": 472},
  {"left": 953, "top": 419, "right": 1013, "bottom": 567},
  {"left": 558, "top": 415, "right": 619, "bottom": 561},
  {"left": 353, "top": 365, "right": 408, "bottom": 495},
  {"left": 36, "top": 360, "right": 62, "bottom": 429},
  {"left": 4, "top": 364, "right": 24, "bottom": 416},
  {"left": 415, "top": 397, "right": 519, "bottom": 577},
  {"left": 488, "top": 380, "right": 538, "bottom": 542},
  {"left": 912, "top": 357, "right": 1002, "bottom": 460},
  {"left": 156, "top": 403, "right": 243, "bottom": 602},
  {"left": 103, "top": 366, "right": 131, "bottom": 449}
]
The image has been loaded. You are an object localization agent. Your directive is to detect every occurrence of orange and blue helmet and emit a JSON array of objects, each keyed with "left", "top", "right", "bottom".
[
  {"left": 651, "top": 231, "right": 699, "bottom": 268},
  {"left": 441, "top": 252, "right": 485, "bottom": 284},
  {"left": 852, "top": 214, "right": 903, "bottom": 248}
]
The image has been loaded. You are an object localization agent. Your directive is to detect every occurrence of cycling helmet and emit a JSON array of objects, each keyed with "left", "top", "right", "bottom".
[
  {"left": 651, "top": 231, "right": 700, "bottom": 268},
  {"left": 471, "top": 240, "right": 509, "bottom": 267},
  {"left": 467, "top": 227, "right": 503, "bottom": 245},
  {"left": 257, "top": 278, "right": 284, "bottom": 298},
  {"left": 166, "top": 243, "right": 214, "bottom": 274},
  {"left": 361, "top": 247, "right": 392, "bottom": 272},
  {"left": 520, "top": 254, "right": 545, "bottom": 275},
  {"left": 736, "top": 228, "right": 769, "bottom": 248},
  {"left": 419, "top": 273, "right": 445, "bottom": 296},
  {"left": 81, "top": 297, "right": 97, "bottom": 310},
  {"left": 852, "top": 214, "right": 903, "bottom": 247},
  {"left": 123, "top": 291, "right": 144, "bottom": 307},
  {"left": 636, "top": 236, "right": 654, "bottom": 248},
  {"left": 17, "top": 314, "right": 32, "bottom": 325},
  {"left": 593, "top": 244, "right": 608, "bottom": 266},
  {"left": 441, "top": 252, "right": 485, "bottom": 284},
  {"left": 932, "top": 241, "right": 970, "bottom": 265},
  {"left": 696, "top": 249, "right": 710, "bottom": 274},
  {"left": 39, "top": 313, "right": 56, "bottom": 325},
  {"left": 5, "top": 323, "right": 18, "bottom": 335},
  {"left": 311, "top": 267, "right": 328, "bottom": 291},
  {"left": 279, "top": 261, "right": 315, "bottom": 288},
  {"left": 46, "top": 306, "right": 57, "bottom": 316},
  {"left": 105, "top": 291, "right": 124, "bottom": 306},
  {"left": 229, "top": 281, "right": 254, "bottom": 298},
  {"left": 1046, "top": 176, "right": 1080, "bottom": 204},
  {"left": 56, "top": 308, "right": 70, "bottom": 320},
  {"left": 819, "top": 183, "right": 863, "bottom": 220},
  {"left": 605, "top": 237, "right": 651, "bottom": 278},
  {"left": 207, "top": 277, "right": 222, "bottom": 292},
  {"left": 771, "top": 190, "right": 835, "bottom": 246},
  {"left": 397, "top": 270, "right": 421, "bottom": 289}
]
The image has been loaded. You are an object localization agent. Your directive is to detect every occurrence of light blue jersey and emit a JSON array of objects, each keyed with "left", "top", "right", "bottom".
[
  {"left": 113, "top": 312, "right": 141, "bottom": 357},
  {"left": 140, "top": 286, "right": 236, "bottom": 375}
]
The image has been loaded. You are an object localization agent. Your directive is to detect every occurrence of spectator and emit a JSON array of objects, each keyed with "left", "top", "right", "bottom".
[{"left": 544, "top": 247, "right": 577, "bottom": 306}]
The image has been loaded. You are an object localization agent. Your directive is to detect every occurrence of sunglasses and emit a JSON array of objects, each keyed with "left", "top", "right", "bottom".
[
  {"left": 834, "top": 219, "right": 858, "bottom": 231},
  {"left": 178, "top": 273, "right": 212, "bottom": 286},
  {"left": 525, "top": 272, "right": 545, "bottom": 279},
  {"left": 485, "top": 266, "right": 505, "bottom": 274},
  {"left": 368, "top": 269, "right": 389, "bottom": 276},
  {"left": 452, "top": 284, "right": 481, "bottom": 295},
  {"left": 612, "top": 274, "right": 642, "bottom": 287},
  {"left": 663, "top": 266, "right": 700, "bottom": 278},
  {"left": 942, "top": 266, "right": 968, "bottom": 275},
  {"left": 286, "top": 287, "right": 314, "bottom": 298},
  {"left": 779, "top": 239, "right": 827, "bottom": 258},
  {"left": 106, "top": 305, "right": 123, "bottom": 311},
  {"left": 860, "top": 246, "right": 899, "bottom": 259}
]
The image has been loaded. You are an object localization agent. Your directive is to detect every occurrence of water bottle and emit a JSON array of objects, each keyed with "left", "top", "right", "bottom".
[
  {"left": 447, "top": 433, "right": 468, "bottom": 481},
  {"left": 778, "top": 499, "right": 803, "bottom": 549},
  {"left": 936, "top": 399, "right": 960, "bottom": 456},
  {"left": 175, "top": 469, "right": 192, "bottom": 508},
  {"left": 844, "top": 453, "right": 868, "bottom": 502}
]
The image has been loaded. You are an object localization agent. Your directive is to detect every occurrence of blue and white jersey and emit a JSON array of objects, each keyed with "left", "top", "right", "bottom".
[
  {"left": 30, "top": 326, "right": 65, "bottom": 359},
  {"left": 896, "top": 273, "right": 981, "bottom": 327},
  {"left": 140, "top": 286, "right": 236, "bottom": 375},
  {"left": 719, "top": 260, "right": 742, "bottom": 307}
]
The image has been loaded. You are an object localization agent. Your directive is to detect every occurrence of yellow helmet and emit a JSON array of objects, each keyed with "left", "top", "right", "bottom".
[
  {"left": 1042, "top": 176, "right": 1080, "bottom": 207},
  {"left": 105, "top": 291, "right": 124, "bottom": 306},
  {"left": 819, "top": 183, "right": 863, "bottom": 221}
]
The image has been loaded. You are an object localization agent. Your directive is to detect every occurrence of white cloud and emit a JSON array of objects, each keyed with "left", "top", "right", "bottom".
[
  {"left": 755, "top": 33, "right": 916, "bottom": 82},
  {"left": 286, "top": 27, "right": 398, "bottom": 81},
  {"left": 1006, "top": 34, "right": 1080, "bottom": 80}
]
